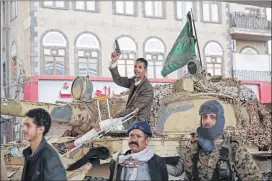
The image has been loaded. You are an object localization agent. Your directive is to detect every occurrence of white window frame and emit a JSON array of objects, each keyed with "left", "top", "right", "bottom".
[
  {"left": 43, "top": 47, "right": 66, "bottom": 75},
  {"left": 41, "top": 31, "right": 68, "bottom": 75},
  {"left": 75, "top": 33, "right": 101, "bottom": 76},
  {"left": 77, "top": 49, "right": 100, "bottom": 76},
  {"left": 41, "top": 1, "right": 68, "bottom": 10},
  {"left": 113, "top": 1, "right": 137, "bottom": 16},
  {"left": 204, "top": 42, "right": 223, "bottom": 76},
  {"left": 205, "top": 57, "right": 223, "bottom": 76},
  {"left": 117, "top": 53, "right": 137, "bottom": 77},
  {"left": 202, "top": 1, "right": 220, "bottom": 23},
  {"left": 144, "top": 37, "right": 165, "bottom": 79},
  {"left": 175, "top": 1, "right": 196, "bottom": 21},
  {"left": 73, "top": 1, "right": 99, "bottom": 13},
  {"left": 114, "top": 36, "right": 137, "bottom": 77},
  {"left": 143, "top": 1, "right": 166, "bottom": 19},
  {"left": 144, "top": 53, "right": 165, "bottom": 79}
]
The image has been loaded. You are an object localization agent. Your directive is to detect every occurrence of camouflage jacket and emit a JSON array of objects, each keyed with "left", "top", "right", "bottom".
[{"left": 181, "top": 137, "right": 262, "bottom": 181}]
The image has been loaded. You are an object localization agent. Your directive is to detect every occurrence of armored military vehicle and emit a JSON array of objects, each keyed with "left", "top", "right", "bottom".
[{"left": 1, "top": 67, "right": 271, "bottom": 180}]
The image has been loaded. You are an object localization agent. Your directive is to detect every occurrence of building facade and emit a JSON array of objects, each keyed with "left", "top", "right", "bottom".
[
  {"left": 2, "top": 1, "right": 270, "bottom": 79},
  {"left": 229, "top": 4, "right": 271, "bottom": 103},
  {"left": 1, "top": 1, "right": 271, "bottom": 141},
  {"left": 3, "top": 1, "right": 234, "bottom": 79}
]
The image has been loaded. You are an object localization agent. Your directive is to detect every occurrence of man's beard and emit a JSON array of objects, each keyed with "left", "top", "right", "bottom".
[{"left": 203, "top": 124, "right": 213, "bottom": 128}]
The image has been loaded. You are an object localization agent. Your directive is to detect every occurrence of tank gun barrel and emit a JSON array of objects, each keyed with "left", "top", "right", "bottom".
[
  {"left": 1, "top": 98, "right": 59, "bottom": 118},
  {"left": 0, "top": 98, "right": 96, "bottom": 133}
]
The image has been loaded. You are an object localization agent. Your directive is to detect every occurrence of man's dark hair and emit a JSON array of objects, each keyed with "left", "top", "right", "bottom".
[
  {"left": 25, "top": 108, "right": 52, "bottom": 136},
  {"left": 136, "top": 58, "right": 148, "bottom": 69}
]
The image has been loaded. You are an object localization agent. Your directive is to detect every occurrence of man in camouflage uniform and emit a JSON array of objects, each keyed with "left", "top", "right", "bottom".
[
  {"left": 166, "top": 128, "right": 198, "bottom": 177},
  {"left": 167, "top": 100, "right": 262, "bottom": 181}
]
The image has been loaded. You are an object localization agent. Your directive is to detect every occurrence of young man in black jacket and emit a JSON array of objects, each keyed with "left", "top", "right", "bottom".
[
  {"left": 109, "top": 121, "right": 168, "bottom": 181},
  {"left": 21, "top": 108, "right": 67, "bottom": 181}
]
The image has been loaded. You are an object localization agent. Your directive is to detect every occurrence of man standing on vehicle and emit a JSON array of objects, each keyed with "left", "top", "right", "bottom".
[
  {"left": 21, "top": 108, "right": 66, "bottom": 181},
  {"left": 167, "top": 100, "right": 262, "bottom": 180},
  {"left": 109, "top": 121, "right": 168, "bottom": 181},
  {"left": 54, "top": 51, "right": 154, "bottom": 153},
  {"left": 106, "top": 51, "right": 154, "bottom": 127}
]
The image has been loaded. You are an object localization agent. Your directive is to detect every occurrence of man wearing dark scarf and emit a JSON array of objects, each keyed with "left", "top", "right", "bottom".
[
  {"left": 108, "top": 121, "right": 168, "bottom": 181},
  {"left": 167, "top": 100, "right": 262, "bottom": 181}
]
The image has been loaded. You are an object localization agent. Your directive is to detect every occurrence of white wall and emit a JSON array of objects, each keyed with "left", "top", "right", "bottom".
[
  {"left": 38, "top": 79, "right": 168, "bottom": 103},
  {"left": 38, "top": 80, "right": 128, "bottom": 103},
  {"left": 38, "top": 80, "right": 165, "bottom": 103},
  {"left": 233, "top": 53, "right": 271, "bottom": 71}
]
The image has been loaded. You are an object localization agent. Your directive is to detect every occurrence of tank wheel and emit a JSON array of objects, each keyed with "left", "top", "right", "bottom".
[
  {"left": 262, "top": 172, "right": 271, "bottom": 181},
  {"left": 84, "top": 176, "right": 108, "bottom": 181}
]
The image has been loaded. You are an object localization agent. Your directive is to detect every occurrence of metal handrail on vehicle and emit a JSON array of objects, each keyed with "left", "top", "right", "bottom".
[{"left": 68, "top": 109, "right": 138, "bottom": 154}]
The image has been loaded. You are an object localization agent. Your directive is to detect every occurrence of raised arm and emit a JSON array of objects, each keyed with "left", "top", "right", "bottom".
[
  {"left": 109, "top": 66, "right": 134, "bottom": 88},
  {"left": 109, "top": 52, "right": 134, "bottom": 88}
]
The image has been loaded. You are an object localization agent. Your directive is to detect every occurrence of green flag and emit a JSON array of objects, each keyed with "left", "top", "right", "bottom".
[{"left": 161, "top": 13, "right": 196, "bottom": 77}]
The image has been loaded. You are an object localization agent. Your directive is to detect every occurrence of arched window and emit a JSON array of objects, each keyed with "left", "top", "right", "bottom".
[
  {"left": 144, "top": 37, "right": 165, "bottom": 78},
  {"left": 204, "top": 41, "right": 223, "bottom": 76},
  {"left": 41, "top": 31, "right": 68, "bottom": 75},
  {"left": 115, "top": 36, "right": 137, "bottom": 77},
  {"left": 75, "top": 32, "right": 100, "bottom": 76},
  {"left": 241, "top": 47, "right": 258, "bottom": 55}
]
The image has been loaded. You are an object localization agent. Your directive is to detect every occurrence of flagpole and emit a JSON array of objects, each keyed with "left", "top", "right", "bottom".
[{"left": 190, "top": 9, "right": 202, "bottom": 67}]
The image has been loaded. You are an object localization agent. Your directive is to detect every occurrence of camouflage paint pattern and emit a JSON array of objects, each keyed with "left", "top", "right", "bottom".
[{"left": 182, "top": 136, "right": 262, "bottom": 181}]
